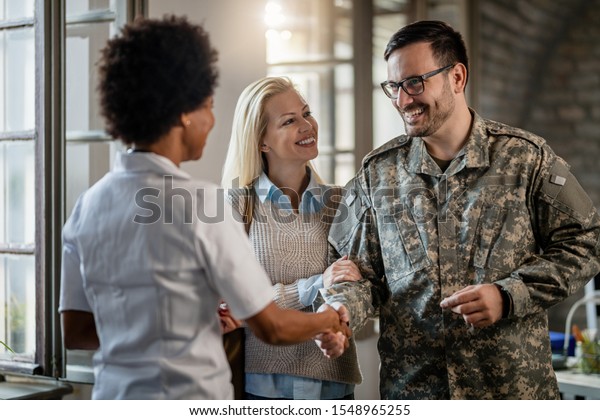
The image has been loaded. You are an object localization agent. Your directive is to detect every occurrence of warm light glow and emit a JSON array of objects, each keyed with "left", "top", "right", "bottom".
[
  {"left": 265, "top": 2, "right": 282, "bottom": 14},
  {"left": 265, "top": 29, "right": 293, "bottom": 42},
  {"left": 265, "top": 29, "right": 279, "bottom": 40},
  {"left": 264, "top": 1, "right": 285, "bottom": 28}
]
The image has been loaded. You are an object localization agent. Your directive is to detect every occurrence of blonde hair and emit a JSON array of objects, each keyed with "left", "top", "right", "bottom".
[{"left": 221, "top": 76, "right": 323, "bottom": 188}]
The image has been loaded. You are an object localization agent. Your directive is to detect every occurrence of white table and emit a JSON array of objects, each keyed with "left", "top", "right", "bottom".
[{"left": 555, "top": 369, "right": 600, "bottom": 399}]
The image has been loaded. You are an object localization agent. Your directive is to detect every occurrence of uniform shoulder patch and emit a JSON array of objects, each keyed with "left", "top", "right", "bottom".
[
  {"left": 485, "top": 119, "right": 546, "bottom": 149},
  {"left": 362, "top": 135, "right": 411, "bottom": 167}
]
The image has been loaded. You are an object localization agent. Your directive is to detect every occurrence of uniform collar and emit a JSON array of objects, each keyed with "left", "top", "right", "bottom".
[
  {"left": 114, "top": 150, "right": 192, "bottom": 180},
  {"left": 406, "top": 109, "right": 489, "bottom": 175}
]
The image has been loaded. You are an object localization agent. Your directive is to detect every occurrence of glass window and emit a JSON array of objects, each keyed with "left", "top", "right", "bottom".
[
  {"left": 66, "top": 142, "right": 122, "bottom": 214},
  {"left": 0, "top": 142, "right": 35, "bottom": 245},
  {"left": 66, "top": 0, "right": 111, "bottom": 15},
  {"left": 265, "top": 0, "right": 351, "bottom": 64},
  {"left": 0, "top": 0, "right": 35, "bottom": 366},
  {"left": 0, "top": 0, "right": 34, "bottom": 20},
  {"left": 373, "top": 1, "right": 408, "bottom": 149},
  {"left": 266, "top": 0, "right": 355, "bottom": 185},
  {"left": 66, "top": 22, "right": 111, "bottom": 134},
  {"left": 0, "top": 0, "right": 133, "bottom": 378},
  {"left": 62, "top": 0, "right": 130, "bottom": 382},
  {"left": 0, "top": 28, "right": 35, "bottom": 132},
  {"left": 0, "top": 254, "right": 35, "bottom": 359}
]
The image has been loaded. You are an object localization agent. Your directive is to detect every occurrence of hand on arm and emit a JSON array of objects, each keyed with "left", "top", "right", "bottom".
[
  {"left": 323, "top": 255, "right": 362, "bottom": 288},
  {"left": 440, "top": 284, "right": 503, "bottom": 328},
  {"left": 61, "top": 310, "right": 99, "bottom": 350}
]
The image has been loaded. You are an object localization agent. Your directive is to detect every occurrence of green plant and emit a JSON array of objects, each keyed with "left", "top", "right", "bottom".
[{"left": 0, "top": 339, "right": 14, "bottom": 353}]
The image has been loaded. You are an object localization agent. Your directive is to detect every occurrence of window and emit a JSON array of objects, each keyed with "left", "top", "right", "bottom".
[
  {"left": 63, "top": 0, "right": 140, "bottom": 383},
  {"left": 264, "top": 0, "right": 414, "bottom": 186},
  {"left": 0, "top": 0, "right": 37, "bottom": 371},
  {"left": 373, "top": 0, "right": 410, "bottom": 149},
  {"left": 0, "top": 0, "right": 139, "bottom": 380},
  {"left": 265, "top": 0, "right": 357, "bottom": 185}
]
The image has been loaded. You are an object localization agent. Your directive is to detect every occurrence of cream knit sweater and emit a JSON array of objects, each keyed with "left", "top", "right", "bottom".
[{"left": 230, "top": 187, "right": 362, "bottom": 385}]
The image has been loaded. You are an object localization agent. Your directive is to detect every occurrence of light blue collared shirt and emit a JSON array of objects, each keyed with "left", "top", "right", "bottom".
[{"left": 246, "top": 171, "right": 354, "bottom": 399}]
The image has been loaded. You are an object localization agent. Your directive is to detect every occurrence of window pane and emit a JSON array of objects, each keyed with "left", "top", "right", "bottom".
[
  {"left": 66, "top": 142, "right": 124, "bottom": 215},
  {"left": 373, "top": 88, "right": 405, "bottom": 148},
  {"left": 265, "top": 0, "right": 351, "bottom": 64},
  {"left": 0, "top": 0, "right": 34, "bottom": 20},
  {"left": 0, "top": 141, "right": 35, "bottom": 245},
  {"left": 66, "top": 0, "right": 111, "bottom": 15},
  {"left": 333, "top": 1, "right": 352, "bottom": 59},
  {"left": 373, "top": 7, "right": 407, "bottom": 149},
  {"left": 0, "top": 254, "right": 35, "bottom": 359},
  {"left": 334, "top": 152, "right": 354, "bottom": 186},
  {"left": 66, "top": 22, "right": 111, "bottom": 133},
  {"left": 334, "top": 64, "right": 354, "bottom": 151},
  {"left": 0, "top": 28, "right": 35, "bottom": 132},
  {"left": 313, "top": 152, "right": 332, "bottom": 184}
]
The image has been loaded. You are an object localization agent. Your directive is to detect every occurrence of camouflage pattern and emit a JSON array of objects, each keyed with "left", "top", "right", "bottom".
[{"left": 322, "top": 111, "right": 600, "bottom": 399}]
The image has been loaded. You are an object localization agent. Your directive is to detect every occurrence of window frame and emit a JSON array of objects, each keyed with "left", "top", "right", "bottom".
[
  {"left": 0, "top": 0, "right": 45, "bottom": 376},
  {"left": 0, "top": 0, "right": 145, "bottom": 380}
]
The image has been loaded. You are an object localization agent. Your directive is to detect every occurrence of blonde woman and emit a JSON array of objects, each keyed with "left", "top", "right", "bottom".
[{"left": 221, "top": 76, "right": 362, "bottom": 399}]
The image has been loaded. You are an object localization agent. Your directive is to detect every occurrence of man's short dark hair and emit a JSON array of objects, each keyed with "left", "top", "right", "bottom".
[
  {"left": 384, "top": 20, "right": 469, "bottom": 86},
  {"left": 98, "top": 15, "right": 219, "bottom": 146}
]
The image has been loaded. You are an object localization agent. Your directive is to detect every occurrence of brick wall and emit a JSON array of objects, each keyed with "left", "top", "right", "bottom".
[
  {"left": 478, "top": 0, "right": 600, "bottom": 332},
  {"left": 479, "top": 0, "right": 600, "bottom": 206}
]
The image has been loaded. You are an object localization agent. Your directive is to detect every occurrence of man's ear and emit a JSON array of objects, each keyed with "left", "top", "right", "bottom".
[{"left": 451, "top": 63, "right": 468, "bottom": 94}]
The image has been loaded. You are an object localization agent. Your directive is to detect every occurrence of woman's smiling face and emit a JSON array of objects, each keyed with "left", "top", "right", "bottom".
[{"left": 261, "top": 89, "right": 319, "bottom": 171}]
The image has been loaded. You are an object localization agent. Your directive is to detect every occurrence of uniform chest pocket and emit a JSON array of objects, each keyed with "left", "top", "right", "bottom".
[
  {"left": 379, "top": 196, "right": 431, "bottom": 278},
  {"left": 328, "top": 193, "right": 368, "bottom": 254},
  {"left": 472, "top": 204, "right": 531, "bottom": 273}
]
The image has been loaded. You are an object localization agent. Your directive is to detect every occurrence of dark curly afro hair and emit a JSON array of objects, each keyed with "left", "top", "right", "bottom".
[{"left": 98, "top": 15, "right": 219, "bottom": 146}]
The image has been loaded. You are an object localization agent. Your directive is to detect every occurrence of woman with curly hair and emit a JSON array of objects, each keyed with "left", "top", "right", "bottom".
[{"left": 58, "top": 16, "right": 350, "bottom": 400}]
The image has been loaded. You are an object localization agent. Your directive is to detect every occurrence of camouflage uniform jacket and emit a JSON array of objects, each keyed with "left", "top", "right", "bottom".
[{"left": 323, "top": 111, "right": 600, "bottom": 399}]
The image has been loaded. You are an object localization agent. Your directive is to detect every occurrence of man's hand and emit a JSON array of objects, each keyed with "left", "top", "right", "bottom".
[
  {"left": 323, "top": 256, "right": 362, "bottom": 288},
  {"left": 440, "top": 284, "right": 503, "bottom": 328},
  {"left": 314, "top": 302, "right": 351, "bottom": 358},
  {"left": 315, "top": 332, "right": 348, "bottom": 359}
]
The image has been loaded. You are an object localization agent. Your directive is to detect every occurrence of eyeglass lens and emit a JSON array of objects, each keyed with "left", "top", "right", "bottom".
[{"left": 383, "top": 77, "right": 423, "bottom": 98}]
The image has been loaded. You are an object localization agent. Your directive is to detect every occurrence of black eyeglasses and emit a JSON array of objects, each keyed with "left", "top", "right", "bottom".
[{"left": 380, "top": 64, "right": 455, "bottom": 99}]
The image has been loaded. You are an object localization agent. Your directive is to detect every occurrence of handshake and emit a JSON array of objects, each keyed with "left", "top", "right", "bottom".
[
  {"left": 218, "top": 300, "right": 352, "bottom": 359},
  {"left": 314, "top": 302, "right": 352, "bottom": 359},
  {"left": 218, "top": 255, "right": 360, "bottom": 358}
]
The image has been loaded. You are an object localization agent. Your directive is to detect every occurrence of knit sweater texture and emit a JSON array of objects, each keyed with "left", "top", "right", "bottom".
[{"left": 229, "top": 186, "right": 362, "bottom": 385}]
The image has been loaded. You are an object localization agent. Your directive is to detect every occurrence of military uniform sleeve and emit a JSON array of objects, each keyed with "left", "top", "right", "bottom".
[
  {"left": 321, "top": 174, "right": 389, "bottom": 333},
  {"left": 496, "top": 145, "right": 600, "bottom": 317}
]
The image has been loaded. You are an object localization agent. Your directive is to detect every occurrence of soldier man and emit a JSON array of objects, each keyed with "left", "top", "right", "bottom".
[{"left": 318, "top": 20, "right": 600, "bottom": 399}]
